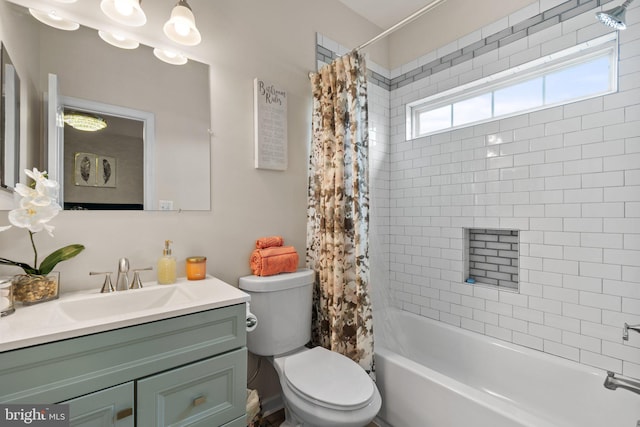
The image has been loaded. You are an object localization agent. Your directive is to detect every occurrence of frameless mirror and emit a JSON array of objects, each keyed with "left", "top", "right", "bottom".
[
  {"left": 0, "top": 42, "right": 20, "bottom": 191},
  {"left": 1, "top": 1, "right": 211, "bottom": 211}
]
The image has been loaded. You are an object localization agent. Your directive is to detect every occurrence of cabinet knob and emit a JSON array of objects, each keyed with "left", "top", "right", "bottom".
[
  {"left": 192, "top": 395, "right": 207, "bottom": 407},
  {"left": 116, "top": 407, "right": 133, "bottom": 420}
]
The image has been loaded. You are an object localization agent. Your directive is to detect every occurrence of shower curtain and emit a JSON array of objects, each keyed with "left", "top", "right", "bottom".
[{"left": 306, "top": 51, "right": 374, "bottom": 373}]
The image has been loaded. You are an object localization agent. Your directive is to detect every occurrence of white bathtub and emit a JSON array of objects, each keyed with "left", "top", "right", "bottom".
[{"left": 375, "top": 309, "right": 640, "bottom": 427}]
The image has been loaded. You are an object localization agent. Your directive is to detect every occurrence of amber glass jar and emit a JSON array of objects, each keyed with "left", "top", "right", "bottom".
[{"left": 186, "top": 256, "right": 207, "bottom": 280}]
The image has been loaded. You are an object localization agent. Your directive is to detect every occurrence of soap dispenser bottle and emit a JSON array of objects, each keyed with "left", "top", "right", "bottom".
[{"left": 157, "top": 240, "right": 177, "bottom": 284}]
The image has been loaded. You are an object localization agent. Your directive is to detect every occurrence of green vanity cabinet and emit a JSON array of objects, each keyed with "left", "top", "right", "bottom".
[
  {"left": 62, "top": 383, "right": 135, "bottom": 427},
  {"left": 0, "top": 303, "right": 248, "bottom": 427}
]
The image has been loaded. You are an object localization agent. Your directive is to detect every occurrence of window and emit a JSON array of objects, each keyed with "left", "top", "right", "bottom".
[{"left": 407, "top": 33, "right": 618, "bottom": 139}]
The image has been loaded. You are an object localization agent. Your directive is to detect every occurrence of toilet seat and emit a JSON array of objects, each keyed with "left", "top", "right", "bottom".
[{"left": 282, "top": 346, "right": 375, "bottom": 411}]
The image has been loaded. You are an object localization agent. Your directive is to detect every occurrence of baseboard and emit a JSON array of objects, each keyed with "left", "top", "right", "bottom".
[
  {"left": 373, "top": 415, "right": 392, "bottom": 427},
  {"left": 261, "top": 393, "right": 284, "bottom": 417}
]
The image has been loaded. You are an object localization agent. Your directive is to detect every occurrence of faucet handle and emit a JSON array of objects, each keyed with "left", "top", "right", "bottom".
[
  {"left": 90, "top": 271, "right": 115, "bottom": 293},
  {"left": 129, "top": 267, "right": 153, "bottom": 290}
]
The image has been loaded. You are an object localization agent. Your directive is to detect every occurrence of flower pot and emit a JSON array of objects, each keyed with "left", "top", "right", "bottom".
[{"left": 12, "top": 272, "right": 60, "bottom": 305}]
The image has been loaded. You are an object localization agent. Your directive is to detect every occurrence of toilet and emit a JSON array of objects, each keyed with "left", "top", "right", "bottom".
[{"left": 239, "top": 269, "right": 381, "bottom": 427}]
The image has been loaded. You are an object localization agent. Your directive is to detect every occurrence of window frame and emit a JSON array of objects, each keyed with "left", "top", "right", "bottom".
[{"left": 406, "top": 33, "right": 618, "bottom": 140}]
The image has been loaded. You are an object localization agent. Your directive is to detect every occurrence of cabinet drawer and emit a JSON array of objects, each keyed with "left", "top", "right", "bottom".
[
  {"left": 137, "top": 348, "right": 247, "bottom": 427},
  {"left": 61, "top": 382, "right": 134, "bottom": 427},
  {"left": 0, "top": 304, "right": 245, "bottom": 403}
]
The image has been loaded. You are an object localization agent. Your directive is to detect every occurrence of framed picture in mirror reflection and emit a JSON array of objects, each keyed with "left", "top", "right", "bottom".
[{"left": 74, "top": 152, "right": 117, "bottom": 187}]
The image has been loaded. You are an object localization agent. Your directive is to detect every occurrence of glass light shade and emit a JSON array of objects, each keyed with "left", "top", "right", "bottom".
[
  {"left": 29, "top": 8, "right": 79, "bottom": 31},
  {"left": 153, "top": 48, "right": 188, "bottom": 65},
  {"left": 100, "top": 0, "right": 147, "bottom": 27},
  {"left": 98, "top": 30, "right": 140, "bottom": 49},
  {"left": 163, "top": 2, "right": 201, "bottom": 46},
  {"left": 64, "top": 113, "right": 108, "bottom": 132}
]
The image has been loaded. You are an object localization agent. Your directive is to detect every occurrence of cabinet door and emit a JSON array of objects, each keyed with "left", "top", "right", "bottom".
[
  {"left": 61, "top": 382, "right": 134, "bottom": 427},
  {"left": 137, "top": 348, "right": 247, "bottom": 427}
]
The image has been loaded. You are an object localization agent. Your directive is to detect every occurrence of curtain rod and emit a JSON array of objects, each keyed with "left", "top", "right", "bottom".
[
  {"left": 309, "top": 0, "right": 448, "bottom": 79},
  {"left": 356, "top": 0, "right": 448, "bottom": 51}
]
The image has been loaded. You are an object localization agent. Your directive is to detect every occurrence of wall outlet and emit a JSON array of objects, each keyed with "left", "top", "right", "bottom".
[{"left": 159, "top": 200, "right": 173, "bottom": 211}]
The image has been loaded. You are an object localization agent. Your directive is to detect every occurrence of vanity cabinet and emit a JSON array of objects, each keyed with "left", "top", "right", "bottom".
[
  {"left": 0, "top": 303, "right": 247, "bottom": 427},
  {"left": 63, "top": 383, "right": 135, "bottom": 427}
]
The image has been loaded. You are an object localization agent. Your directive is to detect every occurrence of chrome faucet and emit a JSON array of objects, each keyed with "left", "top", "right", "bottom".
[
  {"left": 604, "top": 371, "right": 640, "bottom": 396},
  {"left": 115, "top": 258, "right": 130, "bottom": 291},
  {"left": 623, "top": 323, "right": 640, "bottom": 341}
]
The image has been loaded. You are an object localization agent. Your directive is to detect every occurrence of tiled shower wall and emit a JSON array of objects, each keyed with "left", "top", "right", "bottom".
[
  {"left": 388, "top": 1, "right": 640, "bottom": 378},
  {"left": 318, "top": 0, "right": 639, "bottom": 378}
]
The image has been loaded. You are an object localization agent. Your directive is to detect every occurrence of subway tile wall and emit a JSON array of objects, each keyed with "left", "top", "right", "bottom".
[
  {"left": 467, "top": 229, "right": 520, "bottom": 290},
  {"left": 317, "top": 0, "right": 639, "bottom": 379}
]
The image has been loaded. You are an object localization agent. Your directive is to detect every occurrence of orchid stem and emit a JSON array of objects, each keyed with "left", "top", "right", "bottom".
[{"left": 29, "top": 230, "right": 38, "bottom": 271}]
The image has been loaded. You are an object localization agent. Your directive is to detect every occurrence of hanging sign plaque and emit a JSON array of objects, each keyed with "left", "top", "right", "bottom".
[{"left": 253, "top": 78, "right": 287, "bottom": 171}]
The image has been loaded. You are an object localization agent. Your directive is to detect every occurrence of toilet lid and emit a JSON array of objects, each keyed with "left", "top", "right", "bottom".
[{"left": 283, "top": 346, "right": 374, "bottom": 410}]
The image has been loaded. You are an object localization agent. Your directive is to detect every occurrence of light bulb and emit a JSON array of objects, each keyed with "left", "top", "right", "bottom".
[
  {"left": 173, "top": 18, "right": 191, "bottom": 36},
  {"left": 114, "top": 0, "right": 133, "bottom": 16}
]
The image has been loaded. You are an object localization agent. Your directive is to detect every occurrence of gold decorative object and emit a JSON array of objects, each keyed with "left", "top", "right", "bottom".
[{"left": 12, "top": 272, "right": 60, "bottom": 305}]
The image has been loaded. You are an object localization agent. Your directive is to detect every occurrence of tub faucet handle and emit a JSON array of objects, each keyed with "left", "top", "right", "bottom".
[{"left": 90, "top": 271, "right": 115, "bottom": 293}]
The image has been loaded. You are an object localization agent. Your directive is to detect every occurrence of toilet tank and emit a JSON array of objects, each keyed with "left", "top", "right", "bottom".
[{"left": 239, "top": 269, "right": 314, "bottom": 356}]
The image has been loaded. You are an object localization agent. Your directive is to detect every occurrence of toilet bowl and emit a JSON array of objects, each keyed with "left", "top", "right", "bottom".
[
  {"left": 239, "top": 269, "right": 381, "bottom": 427},
  {"left": 271, "top": 346, "right": 382, "bottom": 427}
]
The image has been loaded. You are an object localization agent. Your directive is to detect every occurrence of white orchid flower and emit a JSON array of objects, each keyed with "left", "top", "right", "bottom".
[
  {"left": 24, "top": 168, "right": 59, "bottom": 200},
  {"left": 0, "top": 168, "right": 84, "bottom": 277},
  {"left": 9, "top": 199, "right": 61, "bottom": 236},
  {"left": 15, "top": 183, "right": 54, "bottom": 207},
  {"left": 0, "top": 225, "right": 10, "bottom": 232}
]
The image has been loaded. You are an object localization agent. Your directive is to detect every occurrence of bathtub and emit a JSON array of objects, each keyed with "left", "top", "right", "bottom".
[{"left": 374, "top": 308, "right": 640, "bottom": 427}]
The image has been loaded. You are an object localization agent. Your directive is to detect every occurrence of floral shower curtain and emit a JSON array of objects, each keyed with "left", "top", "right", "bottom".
[{"left": 306, "top": 51, "right": 374, "bottom": 373}]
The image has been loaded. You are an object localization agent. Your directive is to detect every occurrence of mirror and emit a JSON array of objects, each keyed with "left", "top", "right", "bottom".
[
  {"left": 0, "top": 42, "right": 19, "bottom": 191},
  {"left": 1, "top": 1, "right": 211, "bottom": 210}
]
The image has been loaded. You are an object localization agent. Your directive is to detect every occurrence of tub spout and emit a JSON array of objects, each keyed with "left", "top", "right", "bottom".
[
  {"left": 623, "top": 323, "right": 640, "bottom": 341},
  {"left": 604, "top": 371, "right": 640, "bottom": 396}
]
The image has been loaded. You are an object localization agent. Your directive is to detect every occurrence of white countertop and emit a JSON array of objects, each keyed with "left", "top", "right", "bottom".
[{"left": 0, "top": 276, "right": 250, "bottom": 352}]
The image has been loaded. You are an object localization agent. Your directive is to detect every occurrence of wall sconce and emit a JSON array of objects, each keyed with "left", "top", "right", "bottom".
[
  {"left": 596, "top": 0, "right": 634, "bottom": 30},
  {"left": 98, "top": 31, "right": 140, "bottom": 49},
  {"left": 153, "top": 48, "right": 188, "bottom": 65},
  {"left": 163, "top": 0, "right": 201, "bottom": 46},
  {"left": 100, "top": 0, "right": 147, "bottom": 27},
  {"left": 28, "top": 8, "right": 79, "bottom": 31}
]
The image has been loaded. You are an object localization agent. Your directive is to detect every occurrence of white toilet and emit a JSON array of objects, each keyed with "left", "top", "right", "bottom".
[{"left": 239, "top": 269, "right": 381, "bottom": 427}]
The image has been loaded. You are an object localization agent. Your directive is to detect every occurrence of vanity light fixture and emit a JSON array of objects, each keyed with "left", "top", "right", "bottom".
[
  {"left": 64, "top": 112, "right": 108, "bottom": 132},
  {"left": 163, "top": 0, "right": 201, "bottom": 46},
  {"left": 153, "top": 48, "right": 188, "bottom": 65},
  {"left": 28, "top": 8, "right": 79, "bottom": 31},
  {"left": 596, "top": 0, "right": 634, "bottom": 30},
  {"left": 98, "top": 30, "right": 140, "bottom": 49},
  {"left": 100, "top": 0, "right": 147, "bottom": 27}
]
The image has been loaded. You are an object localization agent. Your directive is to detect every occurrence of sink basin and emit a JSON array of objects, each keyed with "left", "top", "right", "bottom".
[{"left": 58, "top": 285, "right": 192, "bottom": 321}]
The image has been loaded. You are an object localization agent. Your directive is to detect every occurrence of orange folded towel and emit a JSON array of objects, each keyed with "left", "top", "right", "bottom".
[
  {"left": 255, "top": 236, "right": 284, "bottom": 249},
  {"left": 250, "top": 246, "right": 299, "bottom": 276}
]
